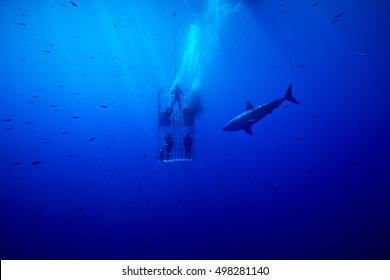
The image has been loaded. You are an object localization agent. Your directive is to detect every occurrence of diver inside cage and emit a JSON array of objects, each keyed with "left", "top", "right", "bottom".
[
  {"left": 164, "top": 134, "right": 174, "bottom": 160},
  {"left": 183, "top": 133, "right": 193, "bottom": 160}
]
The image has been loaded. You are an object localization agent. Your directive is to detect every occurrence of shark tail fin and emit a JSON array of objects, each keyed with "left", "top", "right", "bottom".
[{"left": 284, "top": 83, "right": 300, "bottom": 104}]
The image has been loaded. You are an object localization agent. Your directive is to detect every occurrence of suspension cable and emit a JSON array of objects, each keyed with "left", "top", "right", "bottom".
[{"left": 173, "top": 0, "right": 177, "bottom": 80}]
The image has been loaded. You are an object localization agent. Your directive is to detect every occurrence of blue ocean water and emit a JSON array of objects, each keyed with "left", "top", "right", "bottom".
[{"left": 1, "top": 0, "right": 390, "bottom": 260}]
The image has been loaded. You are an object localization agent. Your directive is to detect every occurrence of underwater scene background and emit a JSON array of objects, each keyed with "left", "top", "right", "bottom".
[{"left": 1, "top": 0, "right": 390, "bottom": 259}]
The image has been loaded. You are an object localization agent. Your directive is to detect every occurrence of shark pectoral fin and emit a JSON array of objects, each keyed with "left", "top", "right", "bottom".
[
  {"left": 243, "top": 126, "right": 253, "bottom": 135},
  {"left": 246, "top": 101, "right": 255, "bottom": 111}
]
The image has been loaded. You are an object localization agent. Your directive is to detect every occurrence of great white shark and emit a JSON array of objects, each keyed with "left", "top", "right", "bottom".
[{"left": 222, "top": 84, "right": 299, "bottom": 135}]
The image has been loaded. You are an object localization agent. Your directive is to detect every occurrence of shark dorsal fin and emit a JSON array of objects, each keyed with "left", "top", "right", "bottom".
[
  {"left": 246, "top": 101, "right": 255, "bottom": 111},
  {"left": 243, "top": 126, "right": 253, "bottom": 135}
]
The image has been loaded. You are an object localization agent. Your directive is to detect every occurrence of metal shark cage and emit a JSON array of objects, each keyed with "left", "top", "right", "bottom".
[
  {"left": 156, "top": 6, "right": 197, "bottom": 162},
  {"left": 157, "top": 89, "right": 196, "bottom": 162}
]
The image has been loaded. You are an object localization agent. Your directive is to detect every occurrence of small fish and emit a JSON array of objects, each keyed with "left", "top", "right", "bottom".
[
  {"left": 31, "top": 161, "right": 42, "bottom": 165},
  {"left": 50, "top": 104, "right": 58, "bottom": 107},
  {"left": 78, "top": 207, "right": 83, "bottom": 214},
  {"left": 312, "top": 1, "right": 319, "bottom": 7},
  {"left": 295, "top": 137, "right": 302, "bottom": 141},
  {"left": 299, "top": 64, "right": 306, "bottom": 68},
  {"left": 88, "top": 137, "right": 95, "bottom": 141},
  {"left": 61, "top": 132, "right": 67, "bottom": 134},
  {"left": 25, "top": 121, "right": 33, "bottom": 124},
  {"left": 10, "top": 161, "right": 21, "bottom": 166},
  {"left": 171, "top": 12, "right": 176, "bottom": 17},
  {"left": 3, "top": 119, "right": 12, "bottom": 121},
  {"left": 310, "top": 116, "right": 319, "bottom": 119},
  {"left": 70, "top": 1, "right": 78, "bottom": 7},
  {"left": 280, "top": 1, "right": 288, "bottom": 6},
  {"left": 113, "top": 23, "right": 117, "bottom": 28},
  {"left": 308, "top": 168, "right": 315, "bottom": 174},
  {"left": 291, "top": 211, "right": 297, "bottom": 217},
  {"left": 335, "top": 12, "right": 345, "bottom": 18},
  {"left": 143, "top": 31, "right": 146, "bottom": 36},
  {"left": 331, "top": 18, "right": 340, "bottom": 24},
  {"left": 271, "top": 185, "right": 278, "bottom": 192},
  {"left": 349, "top": 160, "right": 358, "bottom": 165},
  {"left": 316, "top": 216, "right": 326, "bottom": 224},
  {"left": 64, "top": 216, "right": 74, "bottom": 225},
  {"left": 357, "top": 52, "right": 367, "bottom": 56},
  {"left": 137, "top": 187, "right": 142, "bottom": 192},
  {"left": 100, "top": 105, "right": 107, "bottom": 108},
  {"left": 71, "top": 116, "right": 80, "bottom": 119},
  {"left": 18, "top": 22, "right": 26, "bottom": 26},
  {"left": 60, "top": 3, "right": 65, "bottom": 7},
  {"left": 43, "top": 50, "right": 51, "bottom": 53}
]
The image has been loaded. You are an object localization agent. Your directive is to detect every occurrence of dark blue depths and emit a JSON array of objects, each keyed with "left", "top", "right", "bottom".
[{"left": 1, "top": 0, "right": 390, "bottom": 259}]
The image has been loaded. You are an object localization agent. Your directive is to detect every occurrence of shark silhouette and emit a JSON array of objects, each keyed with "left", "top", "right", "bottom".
[{"left": 222, "top": 84, "right": 299, "bottom": 135}]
